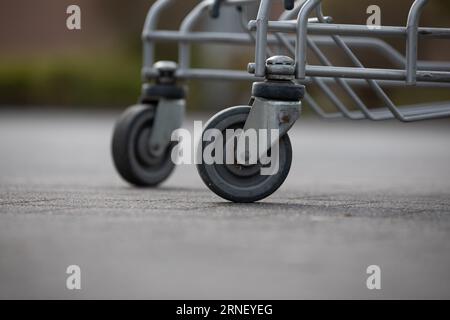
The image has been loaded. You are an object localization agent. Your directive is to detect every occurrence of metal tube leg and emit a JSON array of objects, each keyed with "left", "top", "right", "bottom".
[{"left": 406, "top": 0, "right": 428, "bottom": 85}]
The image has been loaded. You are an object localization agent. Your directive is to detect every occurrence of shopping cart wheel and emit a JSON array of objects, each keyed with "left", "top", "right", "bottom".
[
  {"left": 112, "top": 104, "right": 175, "bottom": 187},
  {"left": 196, "top": 106, "right": 292, "bottom": 203}
]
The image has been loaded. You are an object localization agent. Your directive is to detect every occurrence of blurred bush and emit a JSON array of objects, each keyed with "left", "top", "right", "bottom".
[{"left": 0, "top": 54, "right": 141, "bottom": 107}]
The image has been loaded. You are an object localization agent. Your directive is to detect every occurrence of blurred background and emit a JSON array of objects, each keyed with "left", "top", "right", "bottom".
[{"left": 1, "top": 0, "right": 450, "bottom": 111}]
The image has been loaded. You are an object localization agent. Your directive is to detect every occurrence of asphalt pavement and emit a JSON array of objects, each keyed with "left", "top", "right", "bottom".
[{"left": 0, "top": 108, "right": 449, "bottom": 299}]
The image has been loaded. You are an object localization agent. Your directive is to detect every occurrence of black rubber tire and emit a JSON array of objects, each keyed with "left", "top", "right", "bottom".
[
  {"left": 112, "top": 104, "right": 176, "bottom": 187},
  {"left": 196, "top": 106, "right": 292, "bottom": 203}
]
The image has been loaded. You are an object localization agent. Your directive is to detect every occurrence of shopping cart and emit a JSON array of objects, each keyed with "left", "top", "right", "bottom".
[{"left": 112, "top": 0, "right": 450, "bottom": 202}]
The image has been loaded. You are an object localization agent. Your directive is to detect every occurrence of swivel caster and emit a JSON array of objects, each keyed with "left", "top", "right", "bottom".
[
  {"left": 196, "top": 106, "right": 293, "bottom": 203},
  {"left": 111, "top": 104, "right": 176, "bottom": 187},
  {"left": 112, "top": 60, "right": 185, "bottom": 187}
]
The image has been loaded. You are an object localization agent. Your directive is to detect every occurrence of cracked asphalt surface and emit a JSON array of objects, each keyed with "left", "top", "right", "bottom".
[{"left": 0, "top": 109, "right": 449, "bottom": 299}]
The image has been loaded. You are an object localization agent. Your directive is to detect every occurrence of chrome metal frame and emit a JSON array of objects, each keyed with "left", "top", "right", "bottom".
[{"left": 141, "top": 0, "right": 450, "bottom": 122}]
